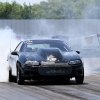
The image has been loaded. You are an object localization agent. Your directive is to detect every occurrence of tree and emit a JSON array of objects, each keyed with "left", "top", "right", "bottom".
[
  {"left": 0, "top": 0, "right": 100, "bottom": 19},
  {"left": 0, "top": 2, "right": 12, "bottom": 19},
  {"left": 21, "top": 3, "right": 31, "bottom": 19},
  {"left": 31, "top": 4, "right": 42, "bottom": 19},
  {"left": 9, "top": 1, "right": 23, "bottom": 19}
]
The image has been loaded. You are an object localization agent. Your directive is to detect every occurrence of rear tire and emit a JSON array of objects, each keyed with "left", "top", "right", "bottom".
[
  {"left": 17, "top": 63, "right": 24, "bottom": 85},
  {"left": 9, "top": 69, "right": 13, "bottom": 82}
]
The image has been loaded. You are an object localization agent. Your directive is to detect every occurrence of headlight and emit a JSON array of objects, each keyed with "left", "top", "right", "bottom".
[
  {"left": 25, "top": 61, "right": 39, "bottom": 66},
  {"left": 69, "top": 60, "right": 81, "bottom": 65}
]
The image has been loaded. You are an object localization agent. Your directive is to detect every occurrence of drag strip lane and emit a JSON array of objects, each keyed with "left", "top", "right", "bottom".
[
  {"left": 39, "top": 83, "right": 100, "bottom": 100},
  {"left": 0, "top": 82, "right": 80, "bottom": 100},
  {"left": 0, "top": 75, "right": 100, "bottom": 100}
]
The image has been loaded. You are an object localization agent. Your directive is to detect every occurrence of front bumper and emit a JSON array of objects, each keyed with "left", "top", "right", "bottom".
[{"left": 20, "top": 63, "right": 84, "bottom": 80}]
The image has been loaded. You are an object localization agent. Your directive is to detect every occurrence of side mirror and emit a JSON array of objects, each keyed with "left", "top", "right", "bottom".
[
  {"left": 76, "top": 51, "right": 80, "bottom": 54},
  {"left": 11, "top": 51, "right": 18, "bottom": 55}
]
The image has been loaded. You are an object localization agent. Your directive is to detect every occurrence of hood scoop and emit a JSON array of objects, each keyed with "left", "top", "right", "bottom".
[{"left": 36, "top": 48, "right": 63, "bottom": 61}]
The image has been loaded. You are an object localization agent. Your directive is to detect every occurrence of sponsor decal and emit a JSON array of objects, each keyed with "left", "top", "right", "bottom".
[{"left": 24, "top": 40, "right": 33, "bottom": 44}]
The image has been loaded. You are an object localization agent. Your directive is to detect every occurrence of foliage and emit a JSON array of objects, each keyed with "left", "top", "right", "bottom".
[{"left": 0, "top": 0, "right": 100, "bottom": 19}]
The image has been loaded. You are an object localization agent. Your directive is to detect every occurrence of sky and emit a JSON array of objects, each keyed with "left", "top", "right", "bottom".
[{"left": 0, "top": 0, "right": 48, "bottom": 5}]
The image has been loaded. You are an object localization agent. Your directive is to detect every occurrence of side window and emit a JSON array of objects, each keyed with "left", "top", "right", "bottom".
[
  {"left": 15, "top": 42, "right": 23, "bottom": 52},
  {"left": 20, "top": 43, "right": 27, "bottom": 52}
]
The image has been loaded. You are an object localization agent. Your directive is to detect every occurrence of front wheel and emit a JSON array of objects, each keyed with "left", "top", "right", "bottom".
[
  {"left": 17, "top": 63, "right": 24, "bottom": 85},
  {"left": 75, "top": 70, "right": 84, "bottom": 84}
]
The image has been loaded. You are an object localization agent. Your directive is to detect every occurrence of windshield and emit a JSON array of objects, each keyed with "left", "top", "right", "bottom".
[{"left": 21, "top": 40, "right": 72, "bottom": 52}]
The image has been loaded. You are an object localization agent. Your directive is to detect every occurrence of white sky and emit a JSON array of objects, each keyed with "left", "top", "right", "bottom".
[{"left": 0, "top": 0, "right": 48, "bottom": 5}]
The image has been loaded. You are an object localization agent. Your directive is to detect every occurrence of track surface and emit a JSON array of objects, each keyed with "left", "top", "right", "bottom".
[{"left": 0, "top": 75, "right": 100, "bottom": 100}]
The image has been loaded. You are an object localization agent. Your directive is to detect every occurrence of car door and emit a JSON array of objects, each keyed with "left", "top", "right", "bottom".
[{"left": 10, "top": 42, "right": 23, "bottom": 76}]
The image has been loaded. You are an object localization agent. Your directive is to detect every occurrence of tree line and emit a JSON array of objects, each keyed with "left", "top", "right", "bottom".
[{"left": 0, "top": 0, "right": 100, "bottom": 19}]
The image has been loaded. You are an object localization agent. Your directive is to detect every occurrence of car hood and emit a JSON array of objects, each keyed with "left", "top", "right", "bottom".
[{"left": 22, "top": 48, "right": 81, "bottom": 62}]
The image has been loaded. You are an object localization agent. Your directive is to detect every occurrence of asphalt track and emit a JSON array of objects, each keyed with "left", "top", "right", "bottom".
[{"left": 0, "top": 75, "right": 100, "bottom": 100}]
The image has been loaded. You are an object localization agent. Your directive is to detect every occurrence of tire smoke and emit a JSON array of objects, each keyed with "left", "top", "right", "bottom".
[{"left": 0, "top": 27, "right": 20, "bottom": 82}]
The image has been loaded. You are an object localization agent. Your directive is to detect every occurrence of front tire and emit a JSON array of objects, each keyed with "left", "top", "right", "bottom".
[
  {"left": 75, "top": 70, "right": 84, "bottom": 84},
  {"left": 17, "top": 63, "right": 24, "bottom": 85}
]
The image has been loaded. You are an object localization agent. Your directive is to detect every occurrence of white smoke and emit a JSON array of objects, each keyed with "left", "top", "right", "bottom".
[
  {"left": 83, "top": 58, "right": 100, "bottom": 75},
  {"left": 69, "top": 34, "right": 100, "bottom": 76},
  {"left": 0, "top": 26, "right": 20, "bottom": 82},
  {"left": 84, "top": 2, "right": 100, "bottom": 19}
]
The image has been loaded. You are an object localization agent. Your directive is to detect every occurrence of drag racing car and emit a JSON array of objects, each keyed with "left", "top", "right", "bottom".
[{"left": 7, "top": 39, "right": 84, "bottom": 85}]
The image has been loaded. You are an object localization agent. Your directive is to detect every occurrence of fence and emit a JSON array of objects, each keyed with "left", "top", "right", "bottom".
[{"left": 0, "top": 19, "right": 100, "bottom": 57}]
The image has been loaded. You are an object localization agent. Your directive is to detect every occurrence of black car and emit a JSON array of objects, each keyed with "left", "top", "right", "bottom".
[{"left": 7, "top": 39, "right": 84, "bottom": 85}]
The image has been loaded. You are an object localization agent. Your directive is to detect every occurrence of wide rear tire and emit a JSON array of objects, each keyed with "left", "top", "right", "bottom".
[
  {"left": 17, "top": 63, "right": 24, "bottom": 85},
  {"left": 9, "top": 69, "right": 13, "bottom": 82}
]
